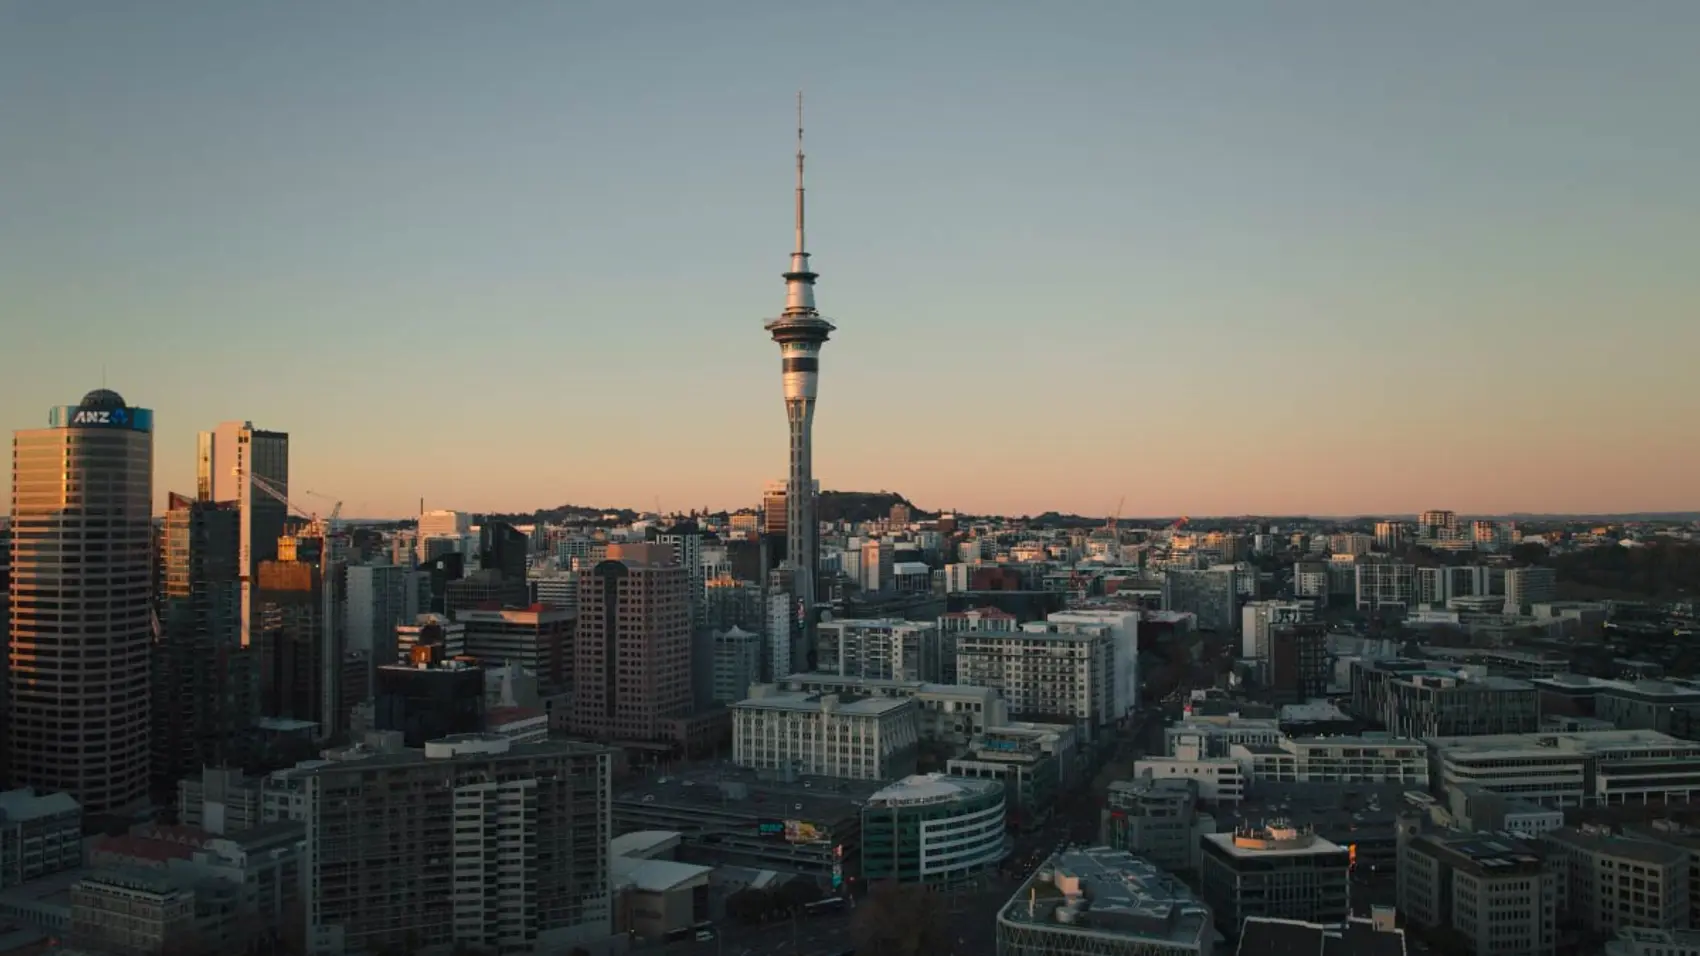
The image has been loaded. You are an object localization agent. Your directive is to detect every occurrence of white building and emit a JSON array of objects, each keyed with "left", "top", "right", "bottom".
[
  {"left": 1240, "top": 601, "right": 1314, "bottom": 660},
  {"left": 1131, "top": 757, "right": 1245, "bottom": 805},
  {"left": 1356, "top": 562, "right": 1416, "bottom": 612},
  {"left": 775, "top": 673, "right": 1008, "bottom": 747},
  {"left": 1504, "top": 566, "right": 1558, "bottom": 615},
  {"left": 815, "top": 618, "right": 950, "bottom": 682},
  {"left": 1046, "top": 609, "right": 1140, "bottom": 718},
  {"left": 395, "top": 613, "right": 465, "bottom": 663},
  {"left": 955, "top": 625, "right": 1115, "bottom": 741},
  {"left": 529, "top": 569, "right": 579, "bottom": 610},
  {"left": 1229, "top": 734, "right": 1429, "bottom": 786},
  {"left": 731, "top": 686, "right": 919, "bottom": 780},
  {"left": 1428, "top": 729, "right": 1700, "bottom": 807}
]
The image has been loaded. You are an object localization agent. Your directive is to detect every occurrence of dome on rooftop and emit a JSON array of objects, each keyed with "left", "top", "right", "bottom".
[{"left": 79, "top": 388, "right": 126, "bottom": 408}]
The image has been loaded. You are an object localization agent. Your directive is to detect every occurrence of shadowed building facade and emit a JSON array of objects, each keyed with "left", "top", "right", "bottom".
[
  {"left": 7, "top": 389, "right": 153, "bottom": 813},
  {"left": 571, "top": 543, "right": 691, "bottom": 743}
]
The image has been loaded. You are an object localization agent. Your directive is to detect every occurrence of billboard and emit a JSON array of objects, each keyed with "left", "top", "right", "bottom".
[
  {"left": 785, "top": 820, "right": 826, "bottom": 844},
  {"left": 757, "top": 820, "right": 786, "bottom": 837}
]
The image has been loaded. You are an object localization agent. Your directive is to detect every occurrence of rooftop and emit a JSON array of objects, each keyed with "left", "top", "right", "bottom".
[
  {"left": 1428, "top": 729, "right": 1700, "bottom": 757},
  {"left": 1409, "top": 830, "right": 1548, "bottom": 877},
  {"left": 1236, "top": 916, "right": 1407, "bottom": 956},
  {"left": 613, "top": 856, "right": 714, "bottom": 894},
  {"left": 866, "top": 773, "right": 1001, "bottom": 809},
  {"left": 614, "top": 763, "right": 881, "bottom": 824},
  {"left": 1547, "top": 826, "right": 1689, "bottom": 865},
  {"left": 999, "top": 846, "right": 1210, "bottom": 948},
  {"left": 611, "top": 830, "right": 681, "bottom": 860},
  {"left": 1206, "top": 824, "right": 1347, "bottom": 859},
  {"left": 733, "top": 688, "right": 914, "bottom": 716},
  {"left": 1530, "top": 674, "right": 1700, "bottom": 701},
  {"left": 0, "top": 788, "right": 79, "bottom": 822}
]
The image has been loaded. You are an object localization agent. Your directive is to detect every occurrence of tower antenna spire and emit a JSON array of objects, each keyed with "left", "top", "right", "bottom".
[{"left": 794, "top": 90, "right": 806, "bottom": 257}]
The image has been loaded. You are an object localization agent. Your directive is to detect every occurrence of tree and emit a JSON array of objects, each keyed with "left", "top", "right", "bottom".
[{"left": 849, "top": 881, "right": 950, "bottom": 956}]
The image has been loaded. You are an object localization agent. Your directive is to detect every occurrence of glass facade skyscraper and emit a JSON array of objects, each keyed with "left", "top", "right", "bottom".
[{"left": 7, "top": 389, "right": 153, "bottom": 812}]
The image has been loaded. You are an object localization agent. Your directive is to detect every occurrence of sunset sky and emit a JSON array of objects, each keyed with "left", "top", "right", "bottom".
[{"left": 3, "top": 2, "right": 1696, "bottom": 518}]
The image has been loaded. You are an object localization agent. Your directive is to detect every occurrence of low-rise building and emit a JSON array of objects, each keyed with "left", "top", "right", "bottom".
[
  {"left": 861, "top": 774, "right": 1007, "bottom": 889},
  {"left": 1531, "top": 675, "right": 1700, "bottom": 738},
  {"left": 775, "top": 672, "right": 1008, "bottom": 747},
  {"left": 1396, "top": 822, "right": 1559, "bottom": 956},
  {"left": 612, "top": 766, "right": 876, "bottom": 880},
  {"left": 1200, "top": 823, "right": 1349, "bottom": 936},
  {"left": 1102, "top": 778, "right": 1214, "bottom": 876},
  {"left": 1427, "top": 729, "right": 1700, "bottom": 808},
  {"left": 0, "top": 789, "right": 82, "bottom": 889},
  {"left": 732, "top": 686, "right": 919, "bottom": 781},
  {"left": 996, "top": 846, "right": 1213, "bottom": 956},
  {"left": 1229, "top": 733, "right": 1428, "bottom": 787},
  {"left": 1546, "top": 825, "right": 1690, "bottom": 934},
  {"left": 948, "top": 730, "right": 1061, "bottom": 831},
  {"left": 1236, "top": 912, "right": 1407, "bottom": 956},
  {"left": 1133, "top": 758, "right": 1244, "bottom": 806},
  {"left": 70, "top": 868, "right": 198, "bottom": 955},
  {"left": 1606, "top": 928, "right": 1700, "bottom": 956}
]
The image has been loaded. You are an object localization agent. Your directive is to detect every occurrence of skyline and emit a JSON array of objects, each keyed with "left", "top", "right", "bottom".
[{"left": 4, "top": 2, "right": 1698, "bottom": 517}]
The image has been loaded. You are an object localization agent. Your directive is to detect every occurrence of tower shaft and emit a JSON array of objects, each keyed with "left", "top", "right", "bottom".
[{"left": 765, "top": 93, "right": 834, "bottom": 664}]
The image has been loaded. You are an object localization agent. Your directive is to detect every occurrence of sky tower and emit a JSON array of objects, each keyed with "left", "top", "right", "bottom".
[{"left": 765, "top": 93, "right": 834, "bottom": 658}]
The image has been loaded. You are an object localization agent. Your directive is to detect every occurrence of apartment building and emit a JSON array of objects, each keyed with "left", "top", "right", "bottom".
[
  {"left": 731, "top": 686, "right": 919, "bottom": 781},
  {"left": 1240, "top": 600, "right": 1314, "bottom": 660},
  {"left": 1397, "top": 823, "right": 1559, "bottom": 956},
  {"left": 1355, "top": 561, "right": 1417, "bottom": 612},
  {"left": 815, "top": 618, "right": 951, "bottom": 682},
  {"left": 1505, "top": 567, "right": 1559, "bottom": 615},
  {"left": 954, "top": 626, "right": 1115, "bottom": 740},
  {"left": 775, "top": 673, "right": 1007, "bottom": 747},
  {"left": 1546, "top": 825, "right": 1689, "bottom": 934},
  {"left": 301, "top": 736, "right": 612, "bottom": 955},
  {"left": 1162, "top": 566, "right": 1238, "bottom": 633},
  {"left": 0, "top": 788, "right": 82, "bottom": 888},
  {"left": 1229, "top": 734, "right": 1428, "bottom": 787}
]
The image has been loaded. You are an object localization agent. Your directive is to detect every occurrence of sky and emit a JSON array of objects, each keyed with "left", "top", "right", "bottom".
[{"left": 2, "top": 2, "right": 1697, "bottom": 519}]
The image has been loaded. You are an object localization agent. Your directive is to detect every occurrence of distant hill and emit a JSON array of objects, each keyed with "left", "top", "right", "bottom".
[
  {"left": 818, "top": 490, "right": 929, "bottom": 525},
  {"left": 469, "top": 491, "right": 925, "bottom": 529}
]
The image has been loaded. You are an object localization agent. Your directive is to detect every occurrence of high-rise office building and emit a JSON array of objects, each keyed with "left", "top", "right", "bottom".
[
  {"left": 478, "top": 520, "right": 528, "bottom": 581},
  {"left": 152, "top": 492, "right": 256, "bottom": 799},
  {"left": 0, "top": 521, "right": 10, "bottom": 787},
  {"left": 761, "top": 481, "right": 788, "bottom": 537},
  {"left": 344, "top": 564, "right": 409, "bottom": 672},
  {"left": 764, "top": 98, "right": 835, "bottom": 669},
  {"left": 302, "top": 736, "right": 613, "bottom": 954},
  {"left": 197, "top": 421, "right": 289, "bottom": 649},
  {"left": 257, "top": 530, "right": 346, "bottom": 738},
  {"left": 572, "top": 543, "right": 691, "bottom": 741},
  {"left": 8, "top": 389, "right": 153, "bottom": 812},
  {"left": 655, "top": 520, "right": 707, "bottom": 633}
]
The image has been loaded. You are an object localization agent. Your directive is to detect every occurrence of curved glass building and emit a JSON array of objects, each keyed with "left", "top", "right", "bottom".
[{"left": 861, "top": 773, "right": 1008, "bottom": 888}]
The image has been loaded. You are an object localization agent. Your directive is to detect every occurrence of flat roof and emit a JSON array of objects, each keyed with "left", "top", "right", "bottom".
[
  {"left": 613, "top": 856, "right": 713, "bottom": 893},
  {"left": 613, "top": 763, "right": 880, "bottom": 825},
  {"left": 611, "top": 830, "right": 680, "bottom": 859},
  {"left": 1428, "top": 729, "right": 1700, "bottom": 758},
  {"left": 866, "top": 774, "right": 1000, "bottom": 808},
  {"left": 1530, "top": 674, "right": 1700, "bottom": 702},
  {"left": 0, "top": 789, "right": 79, "bottom": 821},
  {"left": 733, "top": 690, "right": 913, "bottom": 716},
  {"left": 1546, "top": 827, "right": 1688, "bottom": 865},
  {"left": 1204, "top": 828, "right": 1346, "bottom": 859},
  {"left": 1409, "top": 830, "right": 1548, "bottom": 878},
  {"left": 999, "top": 846, "right": 1209, "bottom": 947}
]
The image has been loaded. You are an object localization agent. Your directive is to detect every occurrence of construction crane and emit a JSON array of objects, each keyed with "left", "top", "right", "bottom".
[
  {"left": 302, "top": 490, "right": 344, "bottom": 534},
  {"left": 1104, "top": 496, "right": 1126, "bottom": 535}
]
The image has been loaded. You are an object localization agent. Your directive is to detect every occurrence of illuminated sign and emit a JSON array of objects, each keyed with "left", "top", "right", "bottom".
[
  {"left": 785, "top": 820, "right": 826, "bottom": 844},
  {"left": 757, "top": 820, "right": 785, "bottom": 837},
  {"left": 52, "top": 406, "right": 153, "bottom": 432}
]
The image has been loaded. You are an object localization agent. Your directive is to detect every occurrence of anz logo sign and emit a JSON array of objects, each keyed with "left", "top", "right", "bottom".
[{"left": 71, "top": 407, "right": 129, "bottom": 426}]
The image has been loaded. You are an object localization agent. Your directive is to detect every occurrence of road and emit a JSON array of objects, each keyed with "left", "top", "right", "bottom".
[{"left": 657, "top": 711, "right": 1167, "bottom": 956}]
